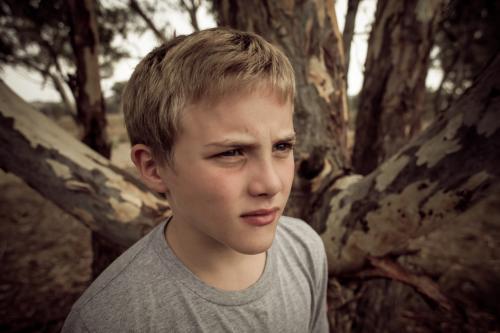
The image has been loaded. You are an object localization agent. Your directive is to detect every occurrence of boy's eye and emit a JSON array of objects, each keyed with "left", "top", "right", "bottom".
[
  {"left": 274, "top": 142, "right": 294, "bottom": 152},
  {"left": 216, "top": 149, "right": 244, "bottom": 158}
]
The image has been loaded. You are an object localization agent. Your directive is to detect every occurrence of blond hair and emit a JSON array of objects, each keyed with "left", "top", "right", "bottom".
[{"left": 122, "top": 27, "right": 295, "bottom": 165}]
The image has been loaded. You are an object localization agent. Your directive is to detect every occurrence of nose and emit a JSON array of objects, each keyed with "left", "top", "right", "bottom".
[{"left": 248, "top": 157, "right": 283, "bottom": 197}]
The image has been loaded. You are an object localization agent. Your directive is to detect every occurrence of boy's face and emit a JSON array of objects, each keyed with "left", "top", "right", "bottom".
[{"left": 159, "top": 88, "right": 295, "bottom": 255}]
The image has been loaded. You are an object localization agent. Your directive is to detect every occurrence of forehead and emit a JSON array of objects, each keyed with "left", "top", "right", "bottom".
[
  {"left": 191, "top": 77, "right": 292, "bottom": 109},
  {"left": 180, "top": 89, "right": 294, "bottom": 141}
]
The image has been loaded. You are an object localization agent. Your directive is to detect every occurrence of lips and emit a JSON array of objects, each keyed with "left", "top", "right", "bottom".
[{"left": 240, "top": 208, "right": 279, "bottom": 226}]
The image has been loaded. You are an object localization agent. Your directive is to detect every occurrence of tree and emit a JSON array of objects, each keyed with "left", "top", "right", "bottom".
[
  {"left": 178, "top": 0, "right": 202, "bottom": 32},
  {"left": 211, "top": 0, "right": 351, "bottom": 223},
  {"left": 67, "top": 0, "right": 117, "bottom": 276},
  {"left": 67, "top": 0, "right": 110, "bottom": 158},
  {"left": 0, "top": 80, "right": 170, "bottom": 249},
  {"left": 322, "top": 55, "right": 500, "bottom": 332},
  {"left": 129, "top": 0, "right": 169, "bottom": 43},
  {"left": 352, "top": 0, "right": 446, "bottom": 175},
  {"left": 0, "top": 0, "right": 131, "bottom": 114}
]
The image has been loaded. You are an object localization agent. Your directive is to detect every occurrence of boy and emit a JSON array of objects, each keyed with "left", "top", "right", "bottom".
[{"left": 63, "top": 27, "right": 329, "bottom": 332}]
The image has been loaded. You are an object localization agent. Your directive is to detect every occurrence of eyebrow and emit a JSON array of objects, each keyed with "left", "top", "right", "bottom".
[{"left": 204, "top": 133, "right": 296, "bottom": 148}]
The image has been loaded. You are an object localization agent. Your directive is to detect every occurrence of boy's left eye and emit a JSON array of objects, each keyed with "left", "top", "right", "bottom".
[{"left": 274, "top": 142, "right": 294, "bottom": 152}]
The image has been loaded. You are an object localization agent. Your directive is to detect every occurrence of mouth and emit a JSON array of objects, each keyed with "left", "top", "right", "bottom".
[{"left": 240, "top": 207, "right": 280, "bottom": 226}]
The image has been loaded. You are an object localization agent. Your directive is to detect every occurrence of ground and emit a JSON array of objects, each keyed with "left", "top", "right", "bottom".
[{"left": 0, "top": 114, "right": 133, "bottom": 332}]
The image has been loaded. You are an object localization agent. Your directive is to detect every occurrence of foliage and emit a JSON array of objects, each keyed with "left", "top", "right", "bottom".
[{"left": 0, "top": 0, "right": 134, "bottom": 100}]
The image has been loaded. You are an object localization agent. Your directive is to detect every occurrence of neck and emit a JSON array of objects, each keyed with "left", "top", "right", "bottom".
[{"left": 165, "top": 216, "right": 267, "bottom": 291}]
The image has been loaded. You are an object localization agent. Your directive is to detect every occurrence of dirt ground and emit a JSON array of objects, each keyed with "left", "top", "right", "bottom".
[{"left": 0, "top": 114, "right": 133, "bottom": 332}]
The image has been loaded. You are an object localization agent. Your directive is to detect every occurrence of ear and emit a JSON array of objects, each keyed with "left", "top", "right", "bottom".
[{"left": 130, "top": 144, "right": 169, "bottom": 193}]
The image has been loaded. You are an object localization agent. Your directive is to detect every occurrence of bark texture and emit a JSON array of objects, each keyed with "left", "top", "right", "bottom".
[
  {"left": 211, "top": 0, "right": 351, "bottom": 224},
  {"left": 0, "top": 80, "right": 171, "bottom": 249},
  {"left": 320, "top": 55, "right": 500, "bottom": 332},
  {"left": 67, "top": 0, "right": 111, "bottom": 159},
  {"left": 352, "top": 0, "right": 446, "bottom": 175}
]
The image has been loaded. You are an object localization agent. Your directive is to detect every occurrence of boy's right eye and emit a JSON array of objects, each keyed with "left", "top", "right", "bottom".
[{"left": 215, "top": 149, "right": 244, "bottom": 158}]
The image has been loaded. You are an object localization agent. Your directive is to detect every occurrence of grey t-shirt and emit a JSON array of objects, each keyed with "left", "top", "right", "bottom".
[{"left": 62, "top": 216, "right": 329, "bottom": 332}]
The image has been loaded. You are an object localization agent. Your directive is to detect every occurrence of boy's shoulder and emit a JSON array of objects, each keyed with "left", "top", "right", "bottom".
[
  {"left": 63, "top": 221, "right": 172, "bottom": 331},
  {"left": 275, "top": 215, "right": 327, "bottom": 277},
  {"left": 276, "top": 215, "right": 325, "bottom": 255},
  {"left": 77, "top": 224, "right": 163, "bottom": 301}
]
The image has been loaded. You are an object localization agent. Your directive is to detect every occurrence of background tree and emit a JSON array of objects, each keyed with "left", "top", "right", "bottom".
[
  {"left": 0, "top": 0, "right": 131, "bottom": 115},
  {"left": 67, "top": 0, "right": 110, "bottom": 158},
  {"left": 67, "top": 0, "right": 119, "bottom": 276},
  {"left": 322, "top": 55, "right": 500, "bottom": 331},
  {"left": 352, "top": 0, "right": 446, "bottom": 175},
  {"left": 129, "top": 0, "right": 169, "bottom": 42},
  {"left": 128, "top": 0, "right": 203, "bottom": 42},
  {"left": 178, "top": 0, "right": 202, "bottom": 32}
]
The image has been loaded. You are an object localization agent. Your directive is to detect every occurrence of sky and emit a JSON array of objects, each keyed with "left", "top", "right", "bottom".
[{"left": 1, "top": 0, "right": 441, "bottom": 102}]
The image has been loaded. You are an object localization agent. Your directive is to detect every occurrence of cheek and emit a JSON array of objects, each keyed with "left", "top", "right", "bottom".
[
  {"left": 190, "top": 168, "right": 240, "bottom": 203},
  {"left": 281, "top": 156, "right": 295, "bottom": 190}
]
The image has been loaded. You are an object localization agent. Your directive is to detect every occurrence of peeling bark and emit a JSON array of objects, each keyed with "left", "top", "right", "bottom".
[
  {"left": 211, "top": 0, "right": 351, "bottom": 222},
  {"left": 352, "top": 0, "right": 446, "bottom": 175},
  {"left": 321, "top": 55, "right": 500, "bottom": 332},
  {"left": 0, "top": 80, "right": 171, "bottom": 249}
]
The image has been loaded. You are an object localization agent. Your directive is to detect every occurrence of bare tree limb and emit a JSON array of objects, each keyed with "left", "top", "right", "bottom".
[
  {"left": 129, "top": 0, "right": 168, "bottom": 43},
  {"left": 179, "top": 0, "right": 201, "bottom": 32},
  {"left": 0, "top": 80, "right": 171, "bottom": 248}
]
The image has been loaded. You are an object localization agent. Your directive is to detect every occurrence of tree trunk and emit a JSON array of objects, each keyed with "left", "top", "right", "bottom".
[
  {"left": 68, "top": 0, "right": 118, "bottom": 277},
  {"left": 211, "top": 0, "right": 351, "bottom": 224},
  {"left": 0, "top": 80, "right": 171, "bottom": 248},
  {"left": 352, "top": 0, "right": 445, "bottom": 175},
  {"left": 342, "top": 0, "right": 361, "bottom": 78},
  {"left": 67, "top": 0, "right": 111, "bottom": 159},
  {"left": 320, "top": 55, "right": 500, "bottom": 332}
]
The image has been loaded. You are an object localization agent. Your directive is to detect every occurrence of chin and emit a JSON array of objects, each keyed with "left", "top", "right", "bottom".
[{"left": 231, "top": 235, "right": 275, "bottom": 255}]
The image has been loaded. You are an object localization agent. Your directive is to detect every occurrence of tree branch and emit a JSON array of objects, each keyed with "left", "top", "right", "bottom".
[
  {"left": 129, "top": 0, "right": 168, "bottom": 43},
  {"left": 179, "top": 0, "right": 201, "bottom": 32}
]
